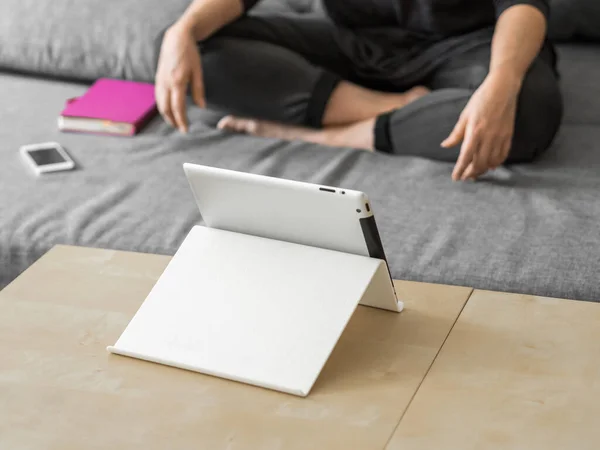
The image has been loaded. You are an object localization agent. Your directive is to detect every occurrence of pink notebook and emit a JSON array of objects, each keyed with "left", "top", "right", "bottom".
[{"left": 58, "top": 79, "right": 157, "bottom": 136}]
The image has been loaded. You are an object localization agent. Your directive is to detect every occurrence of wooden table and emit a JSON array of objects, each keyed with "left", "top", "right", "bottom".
[
  {"left": 387, "top": 290, "right": 600, "bottom": 450},
  {"left": 0, "top": 246, "right": 470, "bottom": 450},
  {"left": 1, "top": 246, "right": 599, "bottom": 449}
]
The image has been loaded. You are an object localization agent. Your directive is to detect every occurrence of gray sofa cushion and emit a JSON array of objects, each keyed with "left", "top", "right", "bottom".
[
  {"left": 557, "top": 45, "right": 600, "bottom": 125},
  {"left": 1, "top": 0, "right": 595, "bottom": 82},
  {"left": 549, "top": 0, "right": 600, "bottom": 42},
  {"left": 0, "top": 0, "right": 303, "bottom": 82},
  {"left": 1, "top": 44, "right": 600, "bottom": 302},
  {"left": 0, "top": 0, "right": 186, "bottom": 82}
]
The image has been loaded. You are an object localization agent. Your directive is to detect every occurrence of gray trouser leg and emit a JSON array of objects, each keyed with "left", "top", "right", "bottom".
[
  {"left": 201, "top": 15, "right": 348, "bottom": 127},
  {"left": 202, "top": 38, "right": 339, "bottom": 126},
  {"left": 375, "top": 44, "right": 563, "bottom": 163}
]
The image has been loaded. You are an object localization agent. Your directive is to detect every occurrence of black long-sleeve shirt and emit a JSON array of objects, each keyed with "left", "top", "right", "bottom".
[{"left": 242, "top": 0, "right": 549, "bottom": 36}]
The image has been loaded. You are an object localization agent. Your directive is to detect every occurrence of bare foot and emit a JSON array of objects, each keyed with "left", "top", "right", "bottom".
[
  {"left": 216, "top": 85, "right": 431, "bottom": 151},
  {"left": 403, "top": 86, "right": 431, "bottom": 105},
  {"left": 324, "top": 83, "right": 430, "bottom": 126},
  {"left": 381, "top": 86, "right": 431, "bottom": 110},
  {"left": 217, "top": 116, "right": 376, "bottom": 151}
]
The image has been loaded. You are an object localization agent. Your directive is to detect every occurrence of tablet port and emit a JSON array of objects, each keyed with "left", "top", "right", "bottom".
[
  {"left": 319, "top": 187, "right": 336, "bottom": 193},
  {"left": 365, "top": 203, "right": 371, "bottom": 212}
]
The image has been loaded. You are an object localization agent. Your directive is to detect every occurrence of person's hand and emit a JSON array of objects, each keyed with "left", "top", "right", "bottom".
[
  {"left": 441, "top": 69, "right": 522, "bottom": 181},
  {"left": 155, "top": 22, "right": 206, "bottom": 133}
]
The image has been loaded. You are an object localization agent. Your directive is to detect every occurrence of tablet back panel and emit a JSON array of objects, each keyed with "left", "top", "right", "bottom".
[{"left": 183, "top": 164, "right": 386, "bottom": 260}]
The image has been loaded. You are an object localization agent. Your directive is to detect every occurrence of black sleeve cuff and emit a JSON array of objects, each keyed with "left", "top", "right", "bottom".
[
  {"left": 241, "top": 0, "right": 261, "bottom": 12},
  {"left": 494, "top": 0, "right": 550, "bottom": 20},
  {"left": 374, "top": 113, "right": 394, "bottom": 153}
]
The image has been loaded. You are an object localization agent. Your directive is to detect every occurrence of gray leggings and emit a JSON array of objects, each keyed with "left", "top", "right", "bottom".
[{"left": 195, "top": 15, "right": 563, "bottom": 163}]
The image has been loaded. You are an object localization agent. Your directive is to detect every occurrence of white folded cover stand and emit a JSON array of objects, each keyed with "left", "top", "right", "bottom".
[{"left": 108, "top": 226, "right": 403, "bottom": 397}]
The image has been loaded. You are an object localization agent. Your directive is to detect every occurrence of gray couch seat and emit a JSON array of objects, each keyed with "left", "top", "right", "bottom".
[{"left": 1, "top": 2, "right": 599, "bottom": 301}]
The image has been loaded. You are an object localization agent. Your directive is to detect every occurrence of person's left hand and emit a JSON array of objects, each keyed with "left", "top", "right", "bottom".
[{"left": 441, "top": 69, "right": 522, "bottom": 181}]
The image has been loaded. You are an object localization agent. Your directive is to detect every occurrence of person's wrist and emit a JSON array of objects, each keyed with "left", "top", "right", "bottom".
[
  {"left": 170, "top": 18, "right": 199, "bottom": 40},
  {"left": 489, "top": 64, "right": 525, "bottom": 90}
]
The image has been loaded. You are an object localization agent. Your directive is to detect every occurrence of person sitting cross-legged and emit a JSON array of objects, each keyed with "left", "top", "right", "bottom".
[{"left": 155, "top": 0, "right": 563, "bottom": 181}]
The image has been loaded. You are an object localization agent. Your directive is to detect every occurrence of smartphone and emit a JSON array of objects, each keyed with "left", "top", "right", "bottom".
[{"left": 20, "top": 142, "right": 75, "bottom": 175}]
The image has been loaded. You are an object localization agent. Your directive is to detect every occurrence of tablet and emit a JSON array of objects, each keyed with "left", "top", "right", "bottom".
[{"left": 183, "top": 163, "right": 391, "bottom": 263}]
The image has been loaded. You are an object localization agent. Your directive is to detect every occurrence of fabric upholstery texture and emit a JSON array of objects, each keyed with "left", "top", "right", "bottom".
[
  {"left": 0, "top": 0, "right": 310, "bottom": 82},
  {"left": 1, "top": 1, "right": 599, "bottom": 301},
  {"left": 548, "top": 0, "right": 600, "bottom": 42},
  {"left": 0, "top": 0, "right": 594, "bottom": 83},
  {"left": 1, "top": 42, "right": 600, "bottom": 301}
]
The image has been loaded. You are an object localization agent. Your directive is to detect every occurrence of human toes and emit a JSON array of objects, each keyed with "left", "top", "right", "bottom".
[{"left": 217, "top": 116, "right": 259, "bottom": 134}]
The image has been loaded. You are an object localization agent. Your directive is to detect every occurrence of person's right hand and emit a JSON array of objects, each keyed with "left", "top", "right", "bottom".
[{"left": 155, "top": 23, "right": 206, "bottom": 133}]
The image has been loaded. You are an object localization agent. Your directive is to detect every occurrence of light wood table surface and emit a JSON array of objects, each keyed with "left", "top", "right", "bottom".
[
  {"left": 0, "top": 245, "right": 471, "bottom": 450},
  {"left": 387, "top": 290, "right": 600, "bottom": 450}
]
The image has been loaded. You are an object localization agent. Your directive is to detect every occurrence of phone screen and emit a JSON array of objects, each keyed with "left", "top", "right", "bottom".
[{"left": 27, "top": 147, "right": 67, "bottom": 166}]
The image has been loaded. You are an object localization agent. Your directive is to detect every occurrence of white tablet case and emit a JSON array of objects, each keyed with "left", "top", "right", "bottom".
[{"left": 108, "top": 226, "right": 402, "bottom": 397}]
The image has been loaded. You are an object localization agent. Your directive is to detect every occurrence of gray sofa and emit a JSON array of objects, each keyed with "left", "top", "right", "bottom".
[{"left": 1, "top": 0, "right": 599, "bottom": 301}]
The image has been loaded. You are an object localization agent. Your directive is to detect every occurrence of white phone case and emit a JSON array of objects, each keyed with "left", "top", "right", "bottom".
[{"left": 20, "top": 142, "right": 75, "bottom": 175}]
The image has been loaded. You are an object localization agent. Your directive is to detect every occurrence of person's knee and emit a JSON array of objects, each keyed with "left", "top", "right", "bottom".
[
  {"left": 201, "top": 37, "right": 319, "bottom": 124},
  {"left": 201, "top": 38, "right": 257, "bottom": 106},
  {"left": 507, "top": 62, "right": 563, "bottom": 164},
  {"left": 200, "top": 38, "right": 237, "bottom": 76},
  {"left": 463, "top": 64, "right": 489, "bottom": 90}
]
